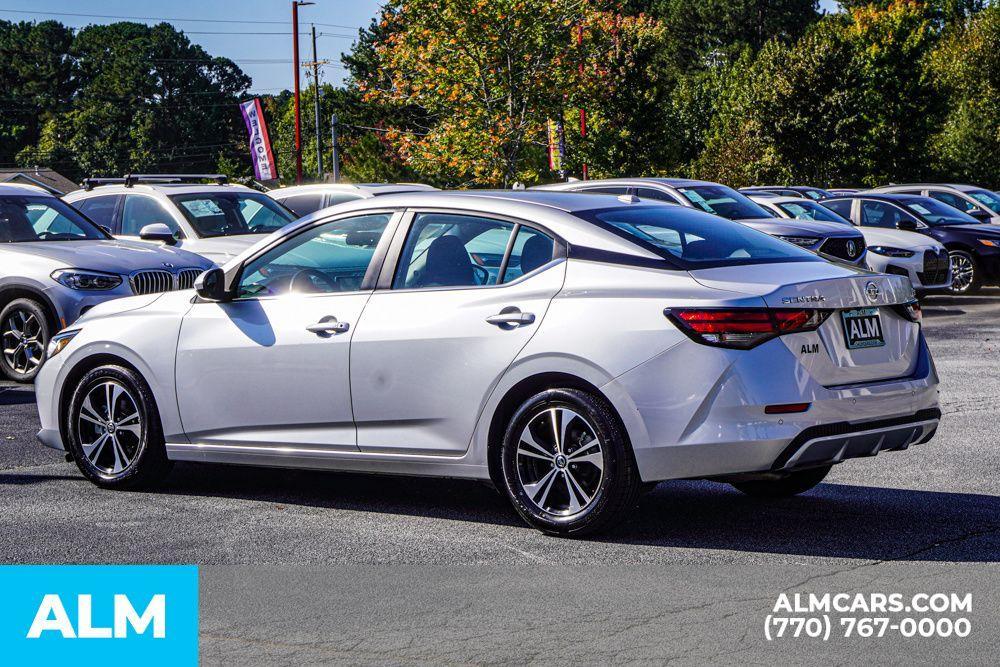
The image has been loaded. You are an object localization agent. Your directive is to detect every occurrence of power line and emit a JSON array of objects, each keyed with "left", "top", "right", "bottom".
[{"left": 0, "top": 8, "right": 356, "bottom": 29}]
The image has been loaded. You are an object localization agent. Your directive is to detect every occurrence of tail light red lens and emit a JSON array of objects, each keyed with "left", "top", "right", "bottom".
[{"left": 665, "top": 308, "right": 831, "bottom": 349}]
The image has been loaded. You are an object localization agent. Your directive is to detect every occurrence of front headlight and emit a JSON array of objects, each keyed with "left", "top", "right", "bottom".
[
  {"left": 776, "top": 235, "right": 820, "bottom": 247},
  {"left": 868, "top": 245, "right": 915, "bottom": 257},
  {"left": 51, "top": 269, "right": 123, "bottom": 290},
  {"left": 47, "top": 329, "right": 80, "bottom": 359}
]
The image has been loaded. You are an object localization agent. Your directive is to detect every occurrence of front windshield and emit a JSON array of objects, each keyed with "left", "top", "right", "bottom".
[
  {"left": 0, "top": 195, "right": 107, "bottom": 242},
  {"left": 583, "top": 205, "right": 821, "bottom": 269},
  {"left": 968, "top": 190, "right": 1000, "bottom": 214},
  {"left": 903, "top": 198, "right": 982, "bottom": 226},
  {"left": 169, "top": 192, "right": 296, "bottom": 238},
  {"left": 778, "top": 201, "right": 851, "bottom": 225},
  {"left": 676, "top": 185, "right": 774, "bottom": 220}
]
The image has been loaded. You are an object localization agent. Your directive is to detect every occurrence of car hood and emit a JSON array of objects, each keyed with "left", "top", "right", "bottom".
[
  {"left": 859, "top": 227, "right": 943, "bottom": 250},
  {"left": 931, "top": 224, "right": 1000, "bottom": 238},
  {"left": 0, "top": 239, "right": 210, "bottom": 272},
  {"left": 732, "top": 218, "right": 861, "bottom": 239},
  {"left": 186, "top": 234, "right": 268, "bottom": 263}
]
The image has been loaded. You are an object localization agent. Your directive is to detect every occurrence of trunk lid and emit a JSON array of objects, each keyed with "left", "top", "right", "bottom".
[{"left": 690, "top": 262, "right": 920, "bottom": 386}]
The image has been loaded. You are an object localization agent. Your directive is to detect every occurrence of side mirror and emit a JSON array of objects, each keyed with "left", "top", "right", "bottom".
[
  {"left": 896, "top": 218, "right": 918, "bottom": 231},
  {"left": 139, "top": 223, "right": 178, "bottom": 245},
  {"left": 194, "top": 267, "right": 232, "bottom": 302}
]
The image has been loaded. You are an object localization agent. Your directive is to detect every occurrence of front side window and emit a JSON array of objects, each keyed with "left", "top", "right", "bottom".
[
  {"left": 676, "top": 185, "right": 773, "bottom": 220},
  {"left": 170, "top": 192, "right": 295, "bottom": 238},
  {"left": 968, "top": 190, "right": 1000, "bottom": 214},
  {"left": 394, "top": 213, "right": 518, "bottom": 289},
  {"left": 121, "top": 195, "right": 180, "bottom": 237},
  {"left": 237, "top": 213, "right": 392, "bottom": 298},
  {"left": 0, "top": 196, "right": 107, "bottom": 243},
  {"left": 903, "top": 198, "right": 981, "bottom": 226},
  {"left": 583, "top": 205, "right": 819, "bottom": 268},
  {"left": 778, "top": 201, "right": 851, "bottom": 224},
  {"left": 861, "top": 200, "right": 912, "bottom": 229}
]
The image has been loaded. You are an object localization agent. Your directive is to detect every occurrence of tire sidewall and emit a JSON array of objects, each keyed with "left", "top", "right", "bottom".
[
  {"left": 500, "top": 388, "right": 632, "bottom": 535},
  {"left": 65, "top": 365, "right": 161, "bottom": 488},
  {"left": 0, "top": 299, "right": 50, "bottom": 382}
]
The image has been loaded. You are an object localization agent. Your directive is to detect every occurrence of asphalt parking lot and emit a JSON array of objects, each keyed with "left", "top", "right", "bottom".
[{"left": 2, "top": 292, "right": 999, "bottom": 663}]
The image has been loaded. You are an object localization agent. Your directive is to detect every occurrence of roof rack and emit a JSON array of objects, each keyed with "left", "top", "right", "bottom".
[{"left": 82, "top": 174, "right": 229, "bottom": 191}]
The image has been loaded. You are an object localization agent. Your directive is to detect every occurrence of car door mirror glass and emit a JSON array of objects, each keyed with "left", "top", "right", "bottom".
[{"left": 896, "top": 218, "right": 918, "bottom": 231}]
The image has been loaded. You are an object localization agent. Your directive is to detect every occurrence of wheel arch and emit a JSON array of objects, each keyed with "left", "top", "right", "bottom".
[{"left": 0, "top": 285, "right": 61, "bottom": 333}]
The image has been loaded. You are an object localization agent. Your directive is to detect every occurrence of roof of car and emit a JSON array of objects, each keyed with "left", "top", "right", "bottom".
[
  {"left": 747, "top": 194, "right": 817, "bottom": 205},
  {"left": 532, "top": 177, "right": 721, "bottom": 190},
  {"left": 66, "top": 183, "right": 255, "bottom": 198},
  {"left": 269, "top": 182, "right": 438, "bottom": 198},
  {"left": 873, "top": 183, "right": 981, "bottom": 192},
  {"left": 0, "top": 182, "right": 57, "bottom": 197},
  {"left": 391, "top": 189, "right": 654, "bottom": 212},
  {"left": 827, "top": 192, "right": 926, "bottom": 203}
]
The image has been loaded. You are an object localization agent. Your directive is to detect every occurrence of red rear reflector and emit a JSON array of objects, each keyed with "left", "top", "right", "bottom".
[{"left": 764, "top": 403, "right": 811, "bottom": 414}]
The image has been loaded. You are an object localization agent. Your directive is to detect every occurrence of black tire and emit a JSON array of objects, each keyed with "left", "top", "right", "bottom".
[
  {"left": 948, "top": 250, "right": 981, "bottom": 295},
  {"left": 0, "top": 298, "right": 51, "bottom": 383},
  {"left": 65, "top": 365, "right": 172, "bottom": 489},
  {"left": 730, "top": 465, "right": 831, "bottom": 499},
  {"left": 499, "top": 388, "right": 641, "bottom": 536}
]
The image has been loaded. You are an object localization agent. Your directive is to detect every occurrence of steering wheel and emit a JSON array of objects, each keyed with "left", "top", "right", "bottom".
[
  {"left": 472, "top": 264, "right": 490, "bottom": 285},
  {"left": 290, "top": 268, "right": 338, "bottom": 293}
]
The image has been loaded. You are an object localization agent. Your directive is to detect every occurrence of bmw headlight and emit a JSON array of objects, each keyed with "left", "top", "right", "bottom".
[
  {"left": 776, "top": 235, "right": 820, "bottom": 248},
  {"left": 868, "top": 246, "right": 915, "bottom": 258},
  {"left": 47, "top": 329, "right": 79, "bottom": 359},
  {"left": 51, "top": 269, "right": 123, "bottom": 290}
]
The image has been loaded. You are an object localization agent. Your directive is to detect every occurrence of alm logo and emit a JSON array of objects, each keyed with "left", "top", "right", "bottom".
[{"left": 27, "top": 593, "right": 166, "bottom": 639}]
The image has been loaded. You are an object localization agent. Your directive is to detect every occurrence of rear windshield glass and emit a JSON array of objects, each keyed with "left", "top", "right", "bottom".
[
  {"left": 169, "top": 192, "right": 296, "bottom": 238},
  {"left": 581, "top": 205, "right": 821, "bottom": 269},
  {"left": 676, "top": 185, "right": 774, "bottom": 220},
  {"left": 903, "top": 198, "right": 982, "bottom": 226},
  {"left": 777, "top": 201, "right": 851, "bottom": 224}
]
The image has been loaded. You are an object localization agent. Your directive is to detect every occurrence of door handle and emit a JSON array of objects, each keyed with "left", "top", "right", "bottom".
[
  {"left": 486, "top": 307, "right": 535, "bottom": 328},
  {"left": 306, "top": 316, "right": 350, "bottom": 335}
]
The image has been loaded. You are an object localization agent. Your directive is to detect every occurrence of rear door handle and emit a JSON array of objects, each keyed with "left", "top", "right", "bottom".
[
  {"left": 306, "top": 316, "right": 350, "bottom": 335},
  {"left": 486, "top": 307, "right": 535, "bottom": 328}
]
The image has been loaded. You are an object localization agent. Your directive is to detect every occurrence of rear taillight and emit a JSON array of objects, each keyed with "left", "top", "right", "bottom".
[
  {"left": 892, "top": 301, "right": 921, "bottom": 323},
  {"left": 665, "top": 308, "right": 831, "bottom": 349}
]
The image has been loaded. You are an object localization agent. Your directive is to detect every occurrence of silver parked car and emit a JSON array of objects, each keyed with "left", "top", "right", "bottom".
[
  {"left": 0, "top": 183, "right": 212, "bottom": 382},
  {"left": 268, "top": 182, "right": 438, "bottom": 217},
  {"left": 64, "top": 174, "right": 298, "bottom": 264},
  {"left": 35, "top": 191, "right": 938, "bottom": 535}
]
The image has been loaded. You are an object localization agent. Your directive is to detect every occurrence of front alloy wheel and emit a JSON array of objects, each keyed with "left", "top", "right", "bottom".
[
  {"left": 0, "top": 299, "right": 50, "bottom": 382},
  {"left": 67, "top": 365, "right": 172, "bottom": 488},
  {"left": 500, "top": 388, "right": 642, "bottom": 536},
  {"left": 948, "top": 250, "right": 980, "bottom": 294}
]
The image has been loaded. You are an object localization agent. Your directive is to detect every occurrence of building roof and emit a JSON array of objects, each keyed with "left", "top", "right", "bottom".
[{"left": 0, "top": 168, "right": 78, "bottom": 195}]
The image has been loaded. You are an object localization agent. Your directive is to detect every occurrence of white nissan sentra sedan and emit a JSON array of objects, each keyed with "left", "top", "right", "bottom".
[{"left": 34, "top": 191, "right": 940, "bottom": 535}]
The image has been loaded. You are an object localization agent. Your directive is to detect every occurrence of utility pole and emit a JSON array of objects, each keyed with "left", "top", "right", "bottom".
[
  {"left": 577, "top": 24, "right": 588, "bottom": 181},
  {"left": 330, "top": 114, "right": 340, "bottom": 183},
  {"left": 291, "top": 1, "right": 314, "bottom": 184},
  {"left": 311, "top": 24, "right": 323, "bottom": 178}
]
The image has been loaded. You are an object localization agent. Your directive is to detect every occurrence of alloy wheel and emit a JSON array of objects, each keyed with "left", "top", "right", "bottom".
[
  {"left": 515, "top": 407, "right": 604, "bottom": 516},
  {"left": 950, "top": 253, "right": 975, "bottom": 292},
  {"left": 76, "top": 381, "right": 143, "bottom": 475},
  {"left": 1, "top": 309, "right": 45, "bottom": 375}
]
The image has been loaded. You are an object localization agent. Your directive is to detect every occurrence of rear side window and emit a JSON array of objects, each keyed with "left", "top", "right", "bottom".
[
  {"left": 501, "top": 226, "right": 554, "bottom": 284},
  {"left": 928, "top": 191, "right": 977, "bottom": 213},
  {"left": 278, "top": 193, "right": 325, "bottom": 217},
  {"left": 822, "top": 199, "right": 853, "bottom": 220},
  {"left": 75, "top": 195, "right": 119, "bottom": 229},
  {"left": 121, "top": 195, "right": 179, "bottom": 236},
  {"left": 635, "top": 187, "right": 678, "bottom": 203},
  {"left": 583, "top": 205, "right": 820, "bottom": 268},
  {"left": 575, "top": 186, "right": 628, "bottom": 195}
]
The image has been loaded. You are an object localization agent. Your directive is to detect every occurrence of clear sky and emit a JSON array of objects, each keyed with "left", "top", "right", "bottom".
[{"left": 2, "top": 0, "right": 840, "bottom": 93}]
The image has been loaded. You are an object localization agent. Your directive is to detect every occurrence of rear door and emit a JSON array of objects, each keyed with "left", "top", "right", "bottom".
[{"left": 349, "top": 211, "right": 565, "bottom": 454}]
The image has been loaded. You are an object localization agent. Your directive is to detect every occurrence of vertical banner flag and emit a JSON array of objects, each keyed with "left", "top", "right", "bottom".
[
  {"left": 240, "top": 99, "right": 278, "bottom": 180},
  {"left": 547, "top": 118, "right": 565, "bottom": 172}
]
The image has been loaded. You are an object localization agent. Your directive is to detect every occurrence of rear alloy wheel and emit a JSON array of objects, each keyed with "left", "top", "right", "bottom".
[
  {"left": 948, "top": 250, "right": 980, "bottom": 294},
  {"left": 730, "top": 465, "right": 831, "bottom": 499},
  {"left": 66, "top": 365, "right": 172, "bottom": 489},
  {"left": 0, "top": 298, "right": 50, "bottom": 382},
  {"left": 500, "top": 388, "right": 641, "bottom": 536}
]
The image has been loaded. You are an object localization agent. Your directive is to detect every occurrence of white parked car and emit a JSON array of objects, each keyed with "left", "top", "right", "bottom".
[
  {"left": 749, "top": 195, "right": 951, "bottom": 295},
  {"left": 64, "top": 175, "right": 298, "bottom": 264},
  {"left": 35, "top": 191, "right": 940, "bottom": 535},
  {"left": 268, "top": 182, "right": 438, "bottom": 217}
]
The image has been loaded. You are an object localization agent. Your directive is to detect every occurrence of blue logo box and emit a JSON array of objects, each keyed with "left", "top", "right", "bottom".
[{"left": 0, "top": 565, "right": 198, "bottom": 666}]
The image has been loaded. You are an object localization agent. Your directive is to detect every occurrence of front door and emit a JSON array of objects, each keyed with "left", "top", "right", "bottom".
[
  {"left": 174, "top": 211, "right": 397, "bottom": 450},
  {"left": 350, "top": 212, "right": 565, "bottom": 454}
]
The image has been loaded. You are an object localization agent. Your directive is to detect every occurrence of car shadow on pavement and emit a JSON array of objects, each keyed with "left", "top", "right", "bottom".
[
  {"left": 0, "top": 387, "right": 35, "bottom": 406},
  {"left": 153, "top": 462, "right": 999, "bottom": 562}
]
